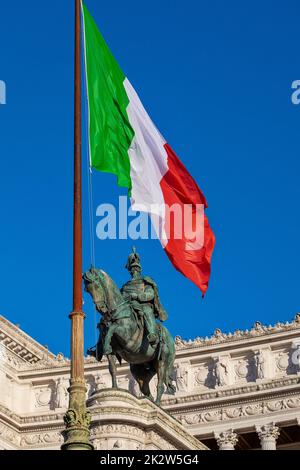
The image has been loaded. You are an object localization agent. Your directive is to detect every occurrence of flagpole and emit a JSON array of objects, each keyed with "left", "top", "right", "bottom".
[{"left": 62, "top": 0, "right": 93, "bottom": 451}]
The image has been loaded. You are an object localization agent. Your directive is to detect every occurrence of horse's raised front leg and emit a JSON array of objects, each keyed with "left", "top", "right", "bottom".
[
  {"left": 103, "top": 323, "right": 118, "bottom": 355},
  {"left": 108, "top": 354, "right": 118, "bottom": 388}
]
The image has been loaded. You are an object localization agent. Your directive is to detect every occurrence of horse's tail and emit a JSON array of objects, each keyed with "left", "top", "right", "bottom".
[
  {"left": 161, "top": 326, "right": 176, "bottom": 395},
  {"left": 165, "top": 364, "right": 176, "bottom": 395}
]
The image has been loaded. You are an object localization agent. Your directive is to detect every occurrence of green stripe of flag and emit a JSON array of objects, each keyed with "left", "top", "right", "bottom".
[{"left": 82, "top": 3, "right": 134, "bottom": 191}]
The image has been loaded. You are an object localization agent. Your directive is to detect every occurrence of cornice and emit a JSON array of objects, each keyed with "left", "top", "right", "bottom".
[
  {"left": 0, "top": 316, "right": 56, "bottom": 365},
  {"left": 175, "top": 315, "right": 300, "bottom": 351}
]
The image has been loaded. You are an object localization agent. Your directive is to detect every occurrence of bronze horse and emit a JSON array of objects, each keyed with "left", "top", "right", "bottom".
[{"left": 83, "top": 267, "right": 176, "bottom": 405}]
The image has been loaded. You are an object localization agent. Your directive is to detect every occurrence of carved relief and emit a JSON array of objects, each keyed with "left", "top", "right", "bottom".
[
  {"left": 54, "top": 378, "right": 68, "bottom": 409},
  {"left": 224, "top": 407, "right": 242, "bottom": 419},
  {"left": 255, "top": 350, "right": 266, "bottom": 380},
  {"left": 20, "top": 432, "right": 63, "bottom": 448},
  {"left": 234, "top": 357, "right": 256, "bottom": 382},
  {"left": 194, "top": 365, "right": 209, "bottom": 388},
  {"left": 0, "top": 345, "right": 25, "bottom": 369},
  {"left": 177, "top": 393, "right": 300, "bottom": 427},
  {"left": 90, "top": 423, "right": 148, "bottom": 450},
  {"left": 35, "top": 387, "right": 52, "bottom": 408},
  {"left": 266, "top": 400, "right": 283, "bottom": 412},
  {"left": 95, "top": 373, "right": 108, "bottom": 391},
  {"left": 203, "top": 410, "right": 222, "bottom": 422},
  {"left": 276, "top": 352, "right": 289, "bottom": 372},
  {"left": 91, "top": 424, "right": 146, "bottom": 439},
  {"left": 85, "top": 379, "right": 93, "bottom": 398},
  {"left": 243, "top": 404, "right": 261, "bottom": 416},
  {"left": 235, "top": 361, "right": 249, "bottom": 379},
  {"left": 286, "top": 397, "right": 300, "bottom": 408},
  {"left": 180, "top": 414, "right": 199, "bottom": 425},
  {"left": 274, "top": 348, "right": 298, "bottom": 376},
  {"left": 213, "top": 357, "right": 229, "bottom": 387},
  {"left": 0, "top": 423, "right": 20, "bottom": 447},
  {"left": 175, "top": 363, "right": 189, "bottom": 392}
]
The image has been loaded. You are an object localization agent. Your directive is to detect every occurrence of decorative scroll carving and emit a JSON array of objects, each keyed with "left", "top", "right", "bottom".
[
  {"left": 20, "top": 432, "right": 63, "bottom": 448},
  {"left": 177, "top": 392, "right": 300, "bottom": 426}
]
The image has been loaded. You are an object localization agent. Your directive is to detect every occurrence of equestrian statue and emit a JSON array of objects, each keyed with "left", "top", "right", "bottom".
[{"left": 83, "top": 248, "right": 176, "bottom": 405}]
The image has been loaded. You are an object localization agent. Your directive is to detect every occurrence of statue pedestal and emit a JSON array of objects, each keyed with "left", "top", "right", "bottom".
[{"left": 87, "top": 389, "right": 207, "bottom": 451}]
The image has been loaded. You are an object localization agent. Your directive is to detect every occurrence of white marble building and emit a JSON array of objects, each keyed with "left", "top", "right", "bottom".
[{"left": 1, "top": 313, "right": 300, "bottom": 450}]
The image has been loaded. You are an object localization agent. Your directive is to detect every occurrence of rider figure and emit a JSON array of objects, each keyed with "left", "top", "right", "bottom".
[{"left": 121, "top": 247, "right": 168, "bottom": 346}]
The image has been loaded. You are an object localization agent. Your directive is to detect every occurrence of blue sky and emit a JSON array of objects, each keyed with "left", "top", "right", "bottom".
[{"left": 0, "top": 0, "right": 299, "bottom": 356}]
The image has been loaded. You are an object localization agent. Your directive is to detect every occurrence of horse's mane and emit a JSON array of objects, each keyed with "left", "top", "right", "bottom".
[{"left": 98, "top": 269, "right": 123, "bottom": 310}]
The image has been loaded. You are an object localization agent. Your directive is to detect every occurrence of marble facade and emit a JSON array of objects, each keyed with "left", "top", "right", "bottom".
[{"left": 1, "top": 314, "right": 300, "bottom": 450}]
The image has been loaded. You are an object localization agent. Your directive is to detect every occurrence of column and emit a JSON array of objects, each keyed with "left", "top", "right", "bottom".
[
  {"left": 215, "top": 430, "right": 238, "bottom": 450},
  {"left": 256, "top": 423, "right": 280, "bottom": 450}
]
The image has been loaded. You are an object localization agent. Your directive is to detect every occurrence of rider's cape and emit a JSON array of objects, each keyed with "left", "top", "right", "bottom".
[{"left": 143, "top": 277, "right": 168, "bottom": 322}]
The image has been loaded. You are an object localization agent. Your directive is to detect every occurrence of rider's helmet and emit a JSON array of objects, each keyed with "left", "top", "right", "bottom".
[{"left": 125, "top": 246, "right": 142, "bottom": 273}]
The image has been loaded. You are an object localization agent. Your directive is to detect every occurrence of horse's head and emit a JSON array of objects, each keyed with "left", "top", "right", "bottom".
[
  {"left": 83, "top": 266, "right": 122, "bottom": 315},
  {"left": 83, "top": 266, "right": 109, "bottom": 314}
]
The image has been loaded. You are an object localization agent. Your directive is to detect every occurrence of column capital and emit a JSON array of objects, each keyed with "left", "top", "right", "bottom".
[
  {"left": 256, "top": 423, "right": 280, "bottom": 450},
  {"left": 215, "top": 429, "right": 238, "bottom": 450}
]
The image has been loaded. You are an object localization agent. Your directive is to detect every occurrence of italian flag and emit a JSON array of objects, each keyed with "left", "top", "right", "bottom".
[{"left": 82, "top": 3, "right": 215, "bottom": 295}]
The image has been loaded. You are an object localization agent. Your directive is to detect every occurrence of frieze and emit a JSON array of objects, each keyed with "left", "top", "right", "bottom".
[
  {"left": 0, "top": 422, "right": 20, "bottom": 447},
  {"left": 177, "top": 393, "right": 300, "bottom": 425},
  {"left": 90, "top": 424, "right": 146, "bottom": 439},
  {"left": 19, "top": 431, "right": 63, "bottom": 448}
]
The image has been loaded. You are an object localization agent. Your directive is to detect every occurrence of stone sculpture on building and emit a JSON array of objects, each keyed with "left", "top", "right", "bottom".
[
  {"left": 214, "top": 357, "right": 228, "bottom": 387},
  {"left": 175, "top": 363, "right": 189, "bottom": 392},
  {"left": 55, "top": 378, "right": 68, "bottom": 409},
  {"left": 255, "top": 350, "right": 265, "bottom": 380}
]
